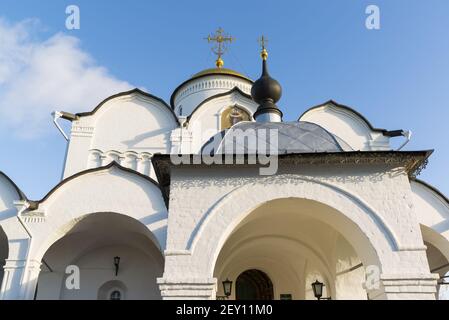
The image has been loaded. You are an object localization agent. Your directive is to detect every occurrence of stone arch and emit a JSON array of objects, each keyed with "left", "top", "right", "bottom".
[
  {"left": 420, "top": 225, "right": 449, "bottom": 299},
  {"left": 421, "top": 225, "right": 449, "bottom": 263},
  {"left": 36, "top": 212, "right": 164, "bottom": 300},
  {"left": 411, "top": 179, "right": 449, "bottom": 239},
  {"left": 189, "top": 176, "right": 398, "bottom": 278},
  {"left": 235, "top": 269, "right": 274, "bottom": 300},
  {"left": 411, "top": 179, "right": 449, "bottom": 292},
  {"left": 27, "top": 162, "right": 168, "bottom": 261},
  {"left": 38, "top": 212, "right": 162, "bottom": 264}
]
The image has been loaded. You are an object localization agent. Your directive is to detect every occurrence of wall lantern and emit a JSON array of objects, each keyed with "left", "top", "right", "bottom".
[
  {"left": 222, "top": 278, "right": 233, "bottom": 297},
  {"left": 114, "top": 256, "right": 121, "bottom": 276},
  {"left": 311, "top": 280, "right": 331, "bottom": 300}
]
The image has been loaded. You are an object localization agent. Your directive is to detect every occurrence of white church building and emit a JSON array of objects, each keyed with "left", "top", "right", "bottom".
[{"left": 0, "top": 31, "right": 449, "bottom": 300}]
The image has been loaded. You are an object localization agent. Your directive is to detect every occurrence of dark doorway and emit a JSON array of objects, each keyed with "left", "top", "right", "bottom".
[{"left": 235, "top": 269, "right": 274, "bottom": 300}]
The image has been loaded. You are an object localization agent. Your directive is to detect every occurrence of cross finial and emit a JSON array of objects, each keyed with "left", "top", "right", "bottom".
[
  {"left": 258, "top": 35, "right": 268, "bottom": 60},
  {"left": 205, "top": 27, "right": 235, "bottom": 68}
]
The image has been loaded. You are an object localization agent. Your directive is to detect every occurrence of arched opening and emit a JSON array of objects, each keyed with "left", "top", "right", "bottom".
[
  {"left": 110, "top": 290, "right": 121, "bottom": 300},
  {"left": 35, "top": 212, "right": 163, "bottom": 300},
  {"left": 98, "top": 280, "right": 127, "bottom": 300},
  {"left": 425, "top": 241, "right": 449, "bottom": 299},
  {"left": 420, "top": 225, "right": 449, "bottom": 300},
  {"left": 236, "top": 269, "right": 274, "bottom": 300},
  {"left": 0, "top": 227, "right": 8, "bottom": 289},
  {"left": 214, "top": 198, "right": 372, "bottom": 300}
]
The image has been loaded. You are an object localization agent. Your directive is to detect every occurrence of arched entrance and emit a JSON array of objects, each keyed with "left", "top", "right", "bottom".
[
  {"left": 213, "top": 198, "right": 372, "bottom": 300},
  {"left": 35, "top": 212, "right": 163, "bottom": 300},
  {"left": 236, "top": 269, "right": 273, "bottom": 300}
]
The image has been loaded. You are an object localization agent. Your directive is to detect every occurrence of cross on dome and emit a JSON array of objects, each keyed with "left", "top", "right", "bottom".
[
  {"left": 258, "top": 35, "right": 268, "bottom": 60},
  {"left": 204, "top": 27, "right": 235, "bottom": 68}
]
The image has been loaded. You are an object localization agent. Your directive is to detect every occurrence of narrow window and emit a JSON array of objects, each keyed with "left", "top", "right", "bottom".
[{"left": 110, "top": 290, "right": 121, "bottom": 300}]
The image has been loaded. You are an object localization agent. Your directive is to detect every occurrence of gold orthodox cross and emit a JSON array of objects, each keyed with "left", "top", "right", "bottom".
[
  {"left": 258, "top": 35, "right": 268, "bottom": 60},
  {"left": 205, "top": 27, "right": 234, "bottom": 68}
]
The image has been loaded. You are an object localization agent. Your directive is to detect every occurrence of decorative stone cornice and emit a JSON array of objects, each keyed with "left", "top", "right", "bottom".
[
  {"left": 71, "top": 125, "right": 94, "bottom": 137},
  {"left": 152, "top": 151, "right": 432, "bottom": 201},
  {"left": 19, "top": 211, "right": 46, "bottom": 223},
  {"left": 14, "top": 200, "right": 44, "bottom": 222}
]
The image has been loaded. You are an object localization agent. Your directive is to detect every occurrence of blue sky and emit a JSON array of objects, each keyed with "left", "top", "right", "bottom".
[{"left": 0, "top": 0, "right": 448, "bottom": 199}]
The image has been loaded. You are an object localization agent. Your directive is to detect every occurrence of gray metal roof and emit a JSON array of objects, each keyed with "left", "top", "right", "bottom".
[{"left": 201, "top": 121, "right": 344, "bottom": 155}]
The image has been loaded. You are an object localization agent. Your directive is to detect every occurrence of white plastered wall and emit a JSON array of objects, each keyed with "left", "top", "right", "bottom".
[{"left": 160, "top": 163, "right": 437, "bottom": 299}]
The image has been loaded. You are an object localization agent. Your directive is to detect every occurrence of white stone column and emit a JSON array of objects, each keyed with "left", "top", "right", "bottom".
[
  {"left": 158, "top": 253, "right": 217, "bottom": 300},
  {"left": 0, "top": 259, "right": 26, "bottom": 300},
  {"left": 20, "top": 260, "right": 41, "bottom": 300},
  {"left": 157, "top": 277, "right": 217, "bottom": 300},
  {"left": 0, "top": 259, "right": 41, "bottom": 300},
  {"left": 63, "top": 123, "right": 94, "bottom": 178},
  {"left": 170, "top": 127, "right": 183, "bottom": 154},
  {"left": 137, "top": 154, "right": 152, "bottom": 176},
  {"left": 87, "top": 150, "right": 102, "bottom": 169}
]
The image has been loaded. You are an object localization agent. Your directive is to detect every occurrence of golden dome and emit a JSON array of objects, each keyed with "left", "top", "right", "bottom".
[{"left": 191, "top": 68, "right": 252, "bottom": 82}]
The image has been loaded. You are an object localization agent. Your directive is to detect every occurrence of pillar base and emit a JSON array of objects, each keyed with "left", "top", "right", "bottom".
[
  {"left": 157, "top": 278, "right": 217, "bottom": 300},
  {"left": 368, "top": 273, "right": 439, "bottom": 300}
]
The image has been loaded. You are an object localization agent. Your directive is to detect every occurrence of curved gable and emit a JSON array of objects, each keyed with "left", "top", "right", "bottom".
[
  {"left": 411, "top": 179, "right": 449, "bottom": 232},
  {"left": 299, "top": 100, "right": 386, "bottom": 132},
  {"left": 298, "top": 100, "right": 390, "bottom": 151},
  {"left": 36, "top": 161, "right": 166, "bottom": 206},
  {"left": 77, "top": 88, "right": 179, "bottom": 125},
  {"left": 78, "top": 88, "right": 179, "bottom": 153},
  {"left": 0, "top": 172, "right": 26, "bottom": 211},
  {"left": 29, "top": 162, "right": 168, "bottom": 253}
]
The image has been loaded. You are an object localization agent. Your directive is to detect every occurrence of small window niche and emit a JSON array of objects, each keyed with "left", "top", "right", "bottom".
[{"left": 220, "top": 106, "right": 251, "bottom": 130}]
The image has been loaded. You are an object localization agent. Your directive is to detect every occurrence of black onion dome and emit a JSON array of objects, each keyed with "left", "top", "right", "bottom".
[
  {"left": 251, "top": 60, "right": 282, "bottom": 104},
  {"left": 251, "top": 57, "right": 283, "bottom": 119}
]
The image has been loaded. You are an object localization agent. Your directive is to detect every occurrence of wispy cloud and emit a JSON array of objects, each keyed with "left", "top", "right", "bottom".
[{"left": 0, "top": 18, "right": 133, "bottom": 138}]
